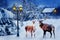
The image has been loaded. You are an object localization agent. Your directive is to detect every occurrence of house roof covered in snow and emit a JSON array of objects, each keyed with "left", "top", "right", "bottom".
[{"left": 42, "top": 8, "right": 55, "bottom": 13}]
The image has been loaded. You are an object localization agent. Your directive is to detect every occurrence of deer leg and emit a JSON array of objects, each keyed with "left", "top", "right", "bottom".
[
  {"left": 33, "top": 30, "right": 35, "bottom": 37},
  {"left": 34, "top": 33, "right": 35, "bottom": 37},
  {"left": 26, "top": 31, "right": 27, "bottom": 37},
  {"left": 43, "top": 31, "right": 46, "bottom": 38},
  {"left": 50, "top": 31, "right": 52, "bottom": 38},
  {"left": 31, "top": 31, "right": 33, "bottom": 37},
  {"left": 53, "top": 27, "right": 55, "bottom": 38}
]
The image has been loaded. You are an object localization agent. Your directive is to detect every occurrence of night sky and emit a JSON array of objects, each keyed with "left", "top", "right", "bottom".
[
  {"left": 6, "top": 0, "right": 60, "bottom": 8},
  {"left": 0, "top": 0, "right": 60, "bottom": 15},
  {"left": 0, "top": 0, "right": 60, "bottom": 7},
  {"left": 32, "top": 0, "right": 60, "bottom": 7}
]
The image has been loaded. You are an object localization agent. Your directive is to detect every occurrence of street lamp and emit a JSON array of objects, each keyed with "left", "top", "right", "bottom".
[
  {"left": 13, "top": 6, "right": 16, "bottom": 11},
  {"left": 12, "top": 4, "right": 23, "bottom": 37}
]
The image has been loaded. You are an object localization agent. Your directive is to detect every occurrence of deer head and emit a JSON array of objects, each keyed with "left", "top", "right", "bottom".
[
  {"left": 32, "top": 21, "right": 35, "bottom": 24},
  {"left": 39, "top": 20, "right": 44, "bottom": 28}
]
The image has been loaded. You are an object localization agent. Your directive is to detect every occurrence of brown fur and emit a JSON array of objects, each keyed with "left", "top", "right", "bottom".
[
  {"left": 39, "top": 21, "right": 55, "bottom": 38},
  {"left": 25, "top": 26, "right": 35, "bottom": 37}
]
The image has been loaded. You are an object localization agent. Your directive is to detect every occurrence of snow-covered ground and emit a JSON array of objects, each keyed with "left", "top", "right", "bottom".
[{"left": 0, "top": 19, "right": 60, "bottom": 40}]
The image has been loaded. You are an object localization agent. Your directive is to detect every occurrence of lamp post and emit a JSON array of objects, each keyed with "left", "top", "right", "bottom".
[{"left": 12, "top": 5, "right": 23, "bottom": 37}]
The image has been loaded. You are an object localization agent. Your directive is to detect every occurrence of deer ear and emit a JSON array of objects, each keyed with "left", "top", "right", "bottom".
[
  {"left": 39, "top": 20, "right": 43, "bottom": 23},
  {"left": 32, "top": 21, "right": 35, "bottom": 24}
]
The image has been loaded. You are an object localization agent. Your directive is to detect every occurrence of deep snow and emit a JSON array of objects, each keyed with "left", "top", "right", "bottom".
[
  {"left": 0, "top": 19, "right": 60, "bottom": 40},
  {"left": 0, "top": 8, "right": 15, "bottom": 18}
]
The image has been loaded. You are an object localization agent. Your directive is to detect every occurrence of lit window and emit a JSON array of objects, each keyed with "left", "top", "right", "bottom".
[{"left": 54, "top": 9, "right": 57, "bottom": 13}]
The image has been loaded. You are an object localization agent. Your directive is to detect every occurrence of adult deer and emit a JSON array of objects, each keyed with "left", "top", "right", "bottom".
[{"left": 39, "top": 20, "right": 55, "bottom": 38}]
